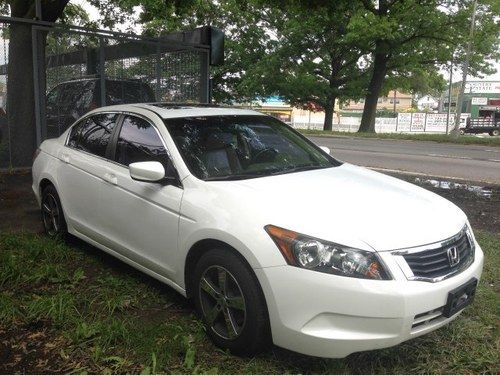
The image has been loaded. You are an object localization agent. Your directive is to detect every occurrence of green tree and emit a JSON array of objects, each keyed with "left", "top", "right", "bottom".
[
  {"left": 242, "top": 1, "right": 369, "bottom": 131},
  {"left": 355, "top": 0, "right": 499, "bottom": 133}
]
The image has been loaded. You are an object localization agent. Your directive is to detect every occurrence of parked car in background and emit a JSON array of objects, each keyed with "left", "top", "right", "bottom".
[
  {"left": 32, "top": 104, "right": 483, "bottom": 358},
  {"left": 46, "top": 77, "right": 155, "bottom": 138}
]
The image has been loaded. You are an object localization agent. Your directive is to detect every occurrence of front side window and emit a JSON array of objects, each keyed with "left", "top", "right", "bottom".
[
  {"left": 115, "top": 115, "right": 169, "bottom": 167},
  {"left": 67, "top": 113, "right": 118, "bottom": 158},
  {"left": 165, "top": 115, "right": 340, "bottom": 180}
]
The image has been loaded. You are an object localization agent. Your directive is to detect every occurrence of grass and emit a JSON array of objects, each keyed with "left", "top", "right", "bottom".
[
  {"left": 298, "top": 129, "right": 500, "bottom": 146},
  {"left": 0, "top": 232, "right": 498, "bottom": 374}
]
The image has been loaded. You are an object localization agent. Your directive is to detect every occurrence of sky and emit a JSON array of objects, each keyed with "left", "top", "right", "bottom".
[{"left": 72, "top": 0, "right": 142, "bottom": 33}]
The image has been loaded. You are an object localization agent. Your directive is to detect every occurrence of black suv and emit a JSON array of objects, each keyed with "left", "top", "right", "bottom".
[{"left": 46, "top": 77, "right": 156, "bottom": 138}]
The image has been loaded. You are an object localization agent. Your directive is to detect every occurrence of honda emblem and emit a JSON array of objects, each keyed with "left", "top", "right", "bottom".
[{"left": 447, "top": 246, "right": 460, "bottom": 267}]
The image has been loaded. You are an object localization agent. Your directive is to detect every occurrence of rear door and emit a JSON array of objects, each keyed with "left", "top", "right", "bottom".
[
  {"left": 57, "top": 112, "right": 120, "bottom": 238},
  {"left": 98, "top": 113, "right": 183, "bottom": 278}
]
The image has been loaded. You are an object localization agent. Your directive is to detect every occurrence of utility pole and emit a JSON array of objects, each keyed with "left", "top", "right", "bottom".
[
  {"left": 452, "top": 0, "right": 478, "bottom": 136},
  {"left": 393, "top": 90, "right": 397, "bottom": 113},
  {"left": 445, "top": 62, "right": 453, "bottom": 135}
]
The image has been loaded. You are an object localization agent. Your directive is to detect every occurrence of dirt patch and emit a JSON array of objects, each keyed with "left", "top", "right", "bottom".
[
  {"left": 0, "top": 171, "right": 42, "bottom": 233},
  {"left": 0, "top": 323, "right": 73, "bottom": 374}
]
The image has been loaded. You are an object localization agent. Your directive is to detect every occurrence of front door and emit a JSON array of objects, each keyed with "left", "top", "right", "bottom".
[{"left": 99, "top": 114, "right": 183, "bottom": 278}]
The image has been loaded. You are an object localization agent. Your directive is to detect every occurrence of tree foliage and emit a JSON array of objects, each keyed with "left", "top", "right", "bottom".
[
  {"left": 137, "top": 0, "right": 372, "bottom": 130},
  {"left": 134, "top": 0, "right": 498, "bottom": 132}
]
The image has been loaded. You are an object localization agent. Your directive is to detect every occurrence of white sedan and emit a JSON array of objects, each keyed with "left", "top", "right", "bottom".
[{"left": 32, "top": 104, "right": 484, "bottom": 358}]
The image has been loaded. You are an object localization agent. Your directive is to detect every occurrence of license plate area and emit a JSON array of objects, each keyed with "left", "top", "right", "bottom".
[{"left": 442, "top": 278, "right": 477, "bottom": 318}]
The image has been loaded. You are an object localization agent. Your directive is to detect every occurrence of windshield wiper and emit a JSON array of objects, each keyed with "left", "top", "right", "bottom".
[
  {"left": 269, "top": 165, "right": 330, "bottom": 175},
  {"left": 205, "top": 172, "right": 271, "bottom": 181},
  {"left": 204, "top": 165, "right": 330, "bottom": 181}
]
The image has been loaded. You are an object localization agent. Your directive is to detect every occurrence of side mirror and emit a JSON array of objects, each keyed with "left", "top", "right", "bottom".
[
  {"left": 319, "top": 146, "right": 330, "bottom": 155},
  {"left": 129, "top": 161, "right": 165, "bottom": 182}
]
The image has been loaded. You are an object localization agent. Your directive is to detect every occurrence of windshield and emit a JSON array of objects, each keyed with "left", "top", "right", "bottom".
[{"left": 165, "top": 115, "right": 340, "bottom": 180}]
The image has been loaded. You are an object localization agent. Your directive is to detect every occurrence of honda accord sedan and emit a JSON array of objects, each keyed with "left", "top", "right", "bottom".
[{"left": 32, "top": 104, "right": 484, "bottom": 358}]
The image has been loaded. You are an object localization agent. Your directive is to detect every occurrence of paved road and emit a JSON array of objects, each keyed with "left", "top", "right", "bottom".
[{"left": 307, "top": 136, "right": 500, "bottom": 184}]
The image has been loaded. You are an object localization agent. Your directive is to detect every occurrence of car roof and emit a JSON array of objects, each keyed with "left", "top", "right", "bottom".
[{"left": 93, "top": 103, "right": 267, "bottom": 119}]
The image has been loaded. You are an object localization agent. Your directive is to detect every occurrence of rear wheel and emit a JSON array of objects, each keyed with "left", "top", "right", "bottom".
[
  {"left": 41, "top": 185, "right": 67, "bottom": 238},
  {"left": 192, "top": 248, "right": 270, "bottom": 356},
  {"left": 490, "top": 129, "right": 499, "bottom": 136}
]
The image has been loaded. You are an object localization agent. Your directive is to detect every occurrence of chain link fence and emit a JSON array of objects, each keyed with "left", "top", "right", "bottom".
[{"left": 0, "top": 22, "right": 9, "bottom": 168}]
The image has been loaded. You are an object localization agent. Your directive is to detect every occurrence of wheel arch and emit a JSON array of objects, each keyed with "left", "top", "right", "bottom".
[
  {"left": 186, "top": 239, "right": 240, "bottom": 298},
  {"left": 39, "top": 177, "right": 55, "bottom": 194},
  {"left": 184, "top": 239, "right": 262, "bottom": 301}
]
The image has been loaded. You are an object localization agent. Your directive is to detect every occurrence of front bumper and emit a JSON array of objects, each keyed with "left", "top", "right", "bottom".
[{"left": 255, "top": 244, "right": 484, "bottom": 358}]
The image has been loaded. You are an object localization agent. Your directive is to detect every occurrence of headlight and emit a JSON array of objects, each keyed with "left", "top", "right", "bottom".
[{"left": 265, "top": 225, "right": 391, "bottom": 280}]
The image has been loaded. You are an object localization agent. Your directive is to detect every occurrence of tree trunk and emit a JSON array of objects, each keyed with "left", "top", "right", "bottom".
[
  {"left": 7, "top": 23, "right": 36, "bottom": 167},
  {"left": 359, "top": 51, "right": 389, "bottom": 133},
  {"left": 323, "top": 100, "right": 335, "bottom": 131},
  {"left": 5, "top": 0, "right": 69, "bottom": 168}
]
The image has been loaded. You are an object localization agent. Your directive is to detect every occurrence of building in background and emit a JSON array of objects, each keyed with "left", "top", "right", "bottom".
[
  {"left": 439, "top": 80, "right": 500, "bottom": 119},
  {"left": 249, "top": 96, "right": 293, "bottom": 124},
  {"left": 342, "top": 90, "right": 413, "bottom": 113},
  {"left": 417, "top": 95, "right": 439, "bottom": 112}
]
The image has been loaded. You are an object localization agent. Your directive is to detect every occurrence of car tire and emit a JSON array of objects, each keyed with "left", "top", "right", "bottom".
[
  {"left": 459, "top": 129, "right": 465, "bottom": 135},
  {"left": 41, "top": 184, "right": 67, "bottom": 238},
  {"left": 490, "top": 129, "right": 499, "bottom": 136},
  {"left": 192, "top": 248, "right": 270, "bottom": 356}
]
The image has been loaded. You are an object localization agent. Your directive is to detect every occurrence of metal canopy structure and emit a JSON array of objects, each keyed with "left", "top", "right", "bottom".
[{"left": 0, "top": 16, "right": 224, "bottom": 168}]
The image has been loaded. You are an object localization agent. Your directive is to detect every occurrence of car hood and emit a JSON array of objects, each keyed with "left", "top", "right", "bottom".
[{"left": 212, "top": 163, "right": 466, "bottom": 251}]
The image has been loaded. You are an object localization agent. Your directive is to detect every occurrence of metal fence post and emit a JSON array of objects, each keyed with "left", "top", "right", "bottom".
[
  {"left": 155, "top": 44, "right": 162, "bottom": 101},
  {"left": 32, "top": 27, "right": 47, "bottom": 145},
  {"left": 99, "top": 37, "right": 106, "bottom": 106},
  {"left": 200, "top": 51, "right": 209, "bottom": 103}
]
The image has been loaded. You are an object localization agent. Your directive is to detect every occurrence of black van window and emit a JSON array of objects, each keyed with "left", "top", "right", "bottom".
[{"left": 106, "top": 81, "right": 155, "bottom": 105}]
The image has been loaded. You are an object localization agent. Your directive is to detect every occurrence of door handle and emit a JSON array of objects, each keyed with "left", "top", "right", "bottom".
[
  {"left": 61, "top": 153, "right": 70, "bottom": 163},
  {"left": 103, "top": 173, "right": 118, "bottom": 185}
]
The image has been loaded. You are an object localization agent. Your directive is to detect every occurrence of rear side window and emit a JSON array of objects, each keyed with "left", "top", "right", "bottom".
[
  {"left": 68, "top": 113, "right": 119, "bottom": 158},
  {"left": 115, "top": 115, "right": 169, "bottom": 166}
]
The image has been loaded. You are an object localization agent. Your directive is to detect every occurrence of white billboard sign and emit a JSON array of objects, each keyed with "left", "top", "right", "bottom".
[
  {"left": 410, "top": 113, "right": 426, "bottom": 132},
  {"left": 465, "top": 82, "right": 500, "bottom": 94},
  {"left": 471, "top": 97, "right": 488, "bottom": 105},
  {"left": 425, "top": 113, "right": 449, "bottom": 132},
  {"left": 397, "top": 113, "right": 411, "bottom": 132}
]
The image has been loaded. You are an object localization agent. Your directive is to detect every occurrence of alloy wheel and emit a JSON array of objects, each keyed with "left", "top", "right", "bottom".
[
  {"left": 42, "top": 193, "right": 60, "bottom": 236},
  {"left": 198, "top": 265, "right": 247, "bottom": 340}
]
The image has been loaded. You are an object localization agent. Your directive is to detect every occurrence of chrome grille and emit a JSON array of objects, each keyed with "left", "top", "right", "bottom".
[
  {"left": 411, "top": 307, "right": 444, "bottom": 333},
  {"left": 393, "top": 226, "right": 475, "bottom": 282}
]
